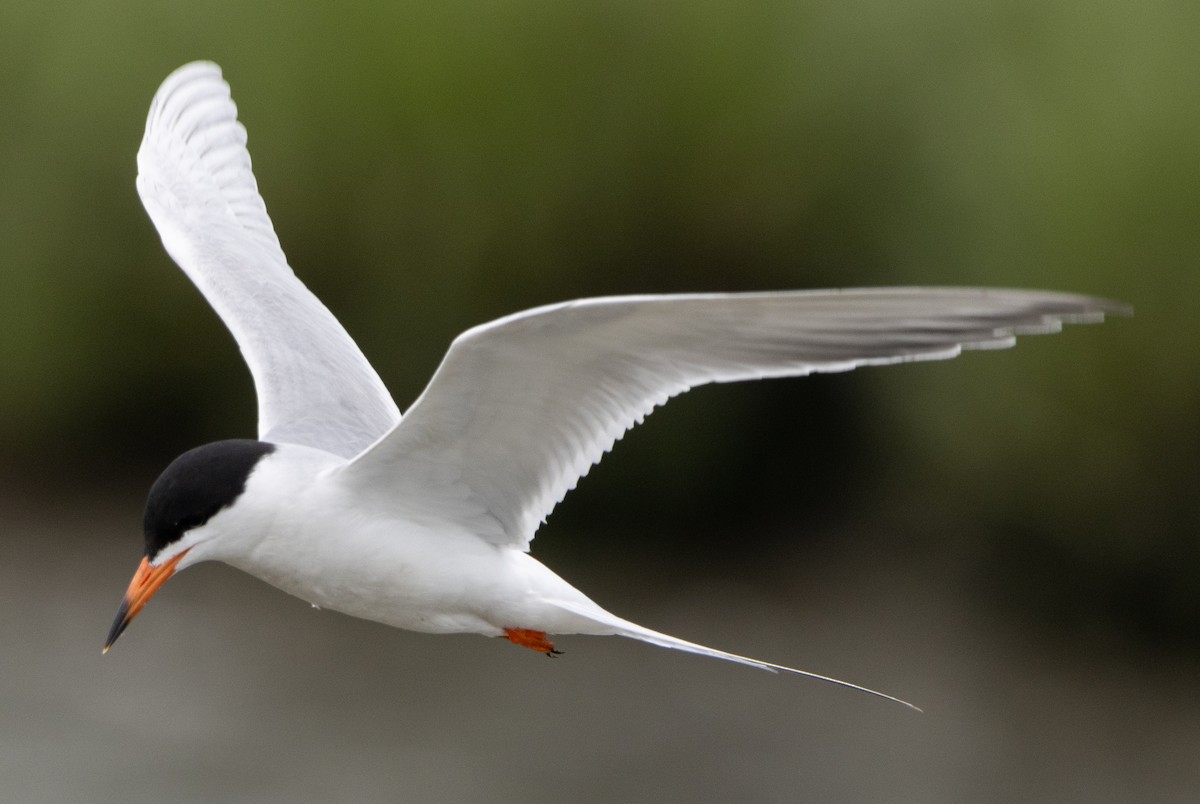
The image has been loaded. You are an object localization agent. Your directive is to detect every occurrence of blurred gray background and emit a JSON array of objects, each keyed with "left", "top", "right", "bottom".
[{"left": 1, "top": 1, "right": 1196, "bottom": 801}]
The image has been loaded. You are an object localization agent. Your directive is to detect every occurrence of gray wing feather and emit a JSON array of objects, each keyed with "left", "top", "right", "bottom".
[{"left": 342, "top": 288, "right": 1127, "bottom": 550}]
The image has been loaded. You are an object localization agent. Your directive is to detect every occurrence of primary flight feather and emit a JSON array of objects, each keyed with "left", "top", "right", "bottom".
[{"left": 105, "top": 61, "right": 1129, "bottom": 711}]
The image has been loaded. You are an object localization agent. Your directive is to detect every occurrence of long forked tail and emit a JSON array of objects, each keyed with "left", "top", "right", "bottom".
[{"left": 563, "top": 602, "right": 921, "bottom": 711}]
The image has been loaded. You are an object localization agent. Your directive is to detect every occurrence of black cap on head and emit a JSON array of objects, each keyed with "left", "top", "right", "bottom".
[{"left": 144, "top": 439, "right": 276, "bottom": 560}]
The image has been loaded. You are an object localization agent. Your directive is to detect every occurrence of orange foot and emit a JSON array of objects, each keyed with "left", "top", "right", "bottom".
[{"left": 504, "top": 628, "right": 562, "bottom": 657}]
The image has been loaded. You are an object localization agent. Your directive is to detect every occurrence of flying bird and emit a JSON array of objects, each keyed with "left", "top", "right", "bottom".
[{"left": 104, "top": 62, "right": 1128, "bottom": 711}]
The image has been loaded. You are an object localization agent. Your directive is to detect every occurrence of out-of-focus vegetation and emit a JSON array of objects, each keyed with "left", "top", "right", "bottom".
[{"left": 0, "top": 0, "right": 1196, "bottom": 642}]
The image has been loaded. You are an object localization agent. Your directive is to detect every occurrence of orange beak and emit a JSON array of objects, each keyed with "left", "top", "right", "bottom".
[{"left": 102, "top": 549, "right": 189, "bottom": 653}]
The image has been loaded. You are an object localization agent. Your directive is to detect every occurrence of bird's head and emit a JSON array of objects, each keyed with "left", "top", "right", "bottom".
[{"left": 103, "top": 439, "right": 276, "bottom": 652}]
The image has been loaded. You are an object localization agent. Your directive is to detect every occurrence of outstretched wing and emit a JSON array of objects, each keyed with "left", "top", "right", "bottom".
[
  {"left": 137, "top": 62, "right": 400, "bottom": 457},
  {"left": 340, "top": 288, "right": 1127, "bottom": 550}
]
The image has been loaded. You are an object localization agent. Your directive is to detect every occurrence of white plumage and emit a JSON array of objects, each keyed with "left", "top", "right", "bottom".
[
  {"left": 108, "top": 61, "right": 1128, "bottom": 711},
  {"left": 137, "top": 62, "right": 400, "bottom": 456}
]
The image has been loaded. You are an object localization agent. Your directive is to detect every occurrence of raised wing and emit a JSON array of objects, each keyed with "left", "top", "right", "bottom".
[
  {"left": 137, "top": 62, "right": 400, "bottom": 457},
  {"left": 341, "top": 288, "right": 1127, "bottom": 551}
]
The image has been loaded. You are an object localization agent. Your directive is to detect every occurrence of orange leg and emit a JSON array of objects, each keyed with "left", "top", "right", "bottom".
[{"left": 504, "top": 628, "right": 562, "bottom": 657}]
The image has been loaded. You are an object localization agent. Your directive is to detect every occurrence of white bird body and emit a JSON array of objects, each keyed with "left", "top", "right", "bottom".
[
  {"left": 104, "top": 61, "right": 1129, "bottom": 711},
  {"left": 207, "top": 443, "right": 607, "bottom": 638}
]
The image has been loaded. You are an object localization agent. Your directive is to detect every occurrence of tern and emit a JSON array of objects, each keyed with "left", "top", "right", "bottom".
[{"left": 104, "top": 62, "right": 1127, "bottom": 711}]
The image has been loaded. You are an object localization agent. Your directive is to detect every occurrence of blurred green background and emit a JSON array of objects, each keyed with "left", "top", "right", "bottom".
[{"left": 1, "top": 1, "right": 1196, "bottom": 802}]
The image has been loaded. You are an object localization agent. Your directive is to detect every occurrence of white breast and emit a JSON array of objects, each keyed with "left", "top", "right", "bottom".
[{"left": 209, "top": 443, "right": 612, "bottom": 637}]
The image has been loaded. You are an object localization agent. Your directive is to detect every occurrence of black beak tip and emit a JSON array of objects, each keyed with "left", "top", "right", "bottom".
[{"left": 103, "top": 600, "right": 131, "bottom": 654}]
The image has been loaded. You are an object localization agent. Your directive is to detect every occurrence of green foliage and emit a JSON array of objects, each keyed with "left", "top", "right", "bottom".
[{"left": 0, "top": 0, "right": 1195, "bottom": 630}]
